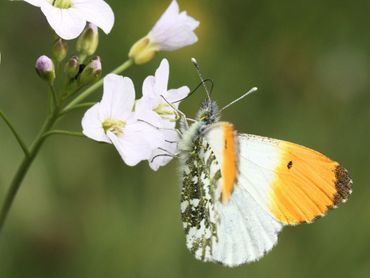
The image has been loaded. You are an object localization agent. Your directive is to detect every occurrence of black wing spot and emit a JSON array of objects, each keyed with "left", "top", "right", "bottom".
[{"left": 287, "top": 161, "right": 293, "bottom": 169}]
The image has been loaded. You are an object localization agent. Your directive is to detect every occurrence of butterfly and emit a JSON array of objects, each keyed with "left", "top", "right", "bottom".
[{"left": 176, "top": 59, "right": 352, "bottom": 267}]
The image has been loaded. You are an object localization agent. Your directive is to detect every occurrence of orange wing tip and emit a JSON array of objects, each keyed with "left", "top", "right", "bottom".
[
  {"left": 333, "top": 165, "right": 353, "bottom": 206},
  {"left": 269, "top": 145, "right": 353, "bottom": 225},
  {"left": 301, "top": 165, "right": 353, "bottom": 224}
]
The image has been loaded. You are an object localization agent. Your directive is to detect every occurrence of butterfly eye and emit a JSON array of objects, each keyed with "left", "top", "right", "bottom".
[{"left": 199, "top": 125, "right": 206, "bottom": 133}]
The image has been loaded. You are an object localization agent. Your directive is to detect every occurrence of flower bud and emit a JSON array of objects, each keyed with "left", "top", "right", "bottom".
[
  {"left": 64, "top": 56, "right": 80, "bottom": 79},
  {"left": 128, "top": 36, "right": 159, "bottom": 65},
  {"left": 35, "top": 55, "right": 55, "bottom": 84},
  {"left": 76, "top": 23, "right": 99, "bottom": 59},
  {"left": 78, "top": 56, "right": 102, "bottom": 86},
  {"left": 52, "top": 38, "right": 68, "bottom": 62}
]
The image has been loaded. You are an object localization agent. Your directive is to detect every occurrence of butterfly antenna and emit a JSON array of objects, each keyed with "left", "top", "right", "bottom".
[
  {"left": 219, "top": 87, "right": 258, "bottom": 113},
  {"left": 172, "top": 79, "right": 214, "bottom": 104},
  {"left": 191, "top": 58, "right": 212, "bottom": 102}
]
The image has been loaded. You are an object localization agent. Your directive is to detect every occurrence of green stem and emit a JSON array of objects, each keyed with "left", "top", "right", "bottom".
[
  {"left": 61, "top": 59, "right": 133, "bottom": 114},
  {"left": 49, "top": 84, "right": 58, "bottom": 110},
  {"left": 42, "top": 130, "right": 84, "bottom": 139},
  {"left": 0, "top": 111, "right": 59, "bottom": 234},
  {"left": 0, "top": 111, "right": 29, "bottom": 157},
  {"left": 59, "top": 102, "right": 96, "bottom": 116}
]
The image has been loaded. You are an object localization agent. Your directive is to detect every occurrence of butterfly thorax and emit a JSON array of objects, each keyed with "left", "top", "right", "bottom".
[
  {"left": 179, "top": 100, "right": 220, "bottom": 153},
  {"left": 196, "top": 100, "right": 220, "bottom": 125}
]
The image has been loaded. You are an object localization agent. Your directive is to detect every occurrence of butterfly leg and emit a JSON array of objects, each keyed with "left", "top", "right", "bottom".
[
  {"left": 151, "top": 148, "right": 179, "bottom": 163},
  {"left": 160, "top": 95, "right": 196, "bottom": 129}
]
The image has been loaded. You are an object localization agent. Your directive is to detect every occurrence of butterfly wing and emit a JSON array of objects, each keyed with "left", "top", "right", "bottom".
[
  {"left": 181, "top": 121, "right": 352, "bottom": 266},
  {"left": 205, "top": 123, "right": 352, "bottom": 225},
  {"left": 180, "top": 122, "right": 283, "bottom": 267},
  {"left": 235, "top": 133, "right": 352, "bottom": 225}
]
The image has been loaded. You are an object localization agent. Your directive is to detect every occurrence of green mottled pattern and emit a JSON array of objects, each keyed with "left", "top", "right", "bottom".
[{"left": 181, "top": 137, "right": 221, "bottom": 260}]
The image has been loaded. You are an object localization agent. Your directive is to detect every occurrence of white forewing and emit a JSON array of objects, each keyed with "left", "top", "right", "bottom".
[{"left": 236, "top": 134, "right": 282, "bottom": 216}]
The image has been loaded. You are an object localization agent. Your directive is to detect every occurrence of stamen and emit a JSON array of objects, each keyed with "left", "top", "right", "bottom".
[
  {"left": 49, "top": 0, "right": 72, "bottom": 9},
  {"left": 102, "top": 119, "right": 126, "bottom": 136}
]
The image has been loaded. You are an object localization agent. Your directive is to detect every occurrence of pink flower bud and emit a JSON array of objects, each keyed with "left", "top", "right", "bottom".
[
  {"left": 35, "top": 55, "right": 55, "bottom": 84},
  {"left": 78, "top": 56, "right": 102, "bottom": 85}
]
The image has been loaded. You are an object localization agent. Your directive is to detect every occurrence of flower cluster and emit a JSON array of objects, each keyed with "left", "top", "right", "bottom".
[
  {"left": 82, "top": 59, "right": 189, "bottom": 170},
  {"left": 0, "top": 0, "right": 200, "bottom": 240},
  {"left": 24, "top": 0, "right": 199, "bottom": 170}
]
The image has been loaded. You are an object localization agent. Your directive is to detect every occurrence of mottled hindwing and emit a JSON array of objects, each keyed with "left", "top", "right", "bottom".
[{"left": 180, "top": 135, "right": 221, "bottom": 262}]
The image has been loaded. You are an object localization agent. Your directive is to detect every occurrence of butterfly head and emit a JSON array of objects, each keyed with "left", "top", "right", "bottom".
[{"left": 196, "top": 100, "right": 220, "bottom": 125}]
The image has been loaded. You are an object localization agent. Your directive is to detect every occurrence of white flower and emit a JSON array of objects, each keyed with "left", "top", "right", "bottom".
[
  {"left": 23, "top": 0, "right": 114, "bottom": 40},
  {"left": 128, "top": 0, "right": 199, "bottom": 64},
  {"left": 149, "top": 0, "right": 199, "bottom": 51},
  {"left": 136, "top": 59, "right": 190, "bottom": 170},
  {"left": 82, "top": 74, "right": 163, "bottom": 166}
]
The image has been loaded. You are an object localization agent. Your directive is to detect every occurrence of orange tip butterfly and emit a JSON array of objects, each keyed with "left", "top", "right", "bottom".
[{"left": 177, "top": 58, "right": 352, "bottom": 267}]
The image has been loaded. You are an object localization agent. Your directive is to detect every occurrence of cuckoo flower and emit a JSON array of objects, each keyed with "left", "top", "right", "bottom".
[
  {"left": 82, "top": 74, "right": 162, "bottom": 166},
  {"left": 23, "top": 0, "right": 114, "bottom": 40},
  {"left": 136, "top": 59, "right": 190, "bottom": 170},
  {"left": 129, "top": 0, "right": 199, "bottom": 64}
]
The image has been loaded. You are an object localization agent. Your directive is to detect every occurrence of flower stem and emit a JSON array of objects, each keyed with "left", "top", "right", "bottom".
[
  {"left": 61, "top": 59, "right": 133, "bottom": 113},
  {"left": 0, "top": 111, "right": 29, "bottom": 157},
  {"left": 59, "top": 102, "right": 96, "bottom": 116},
  {"left": 42, "top": 130, "right": 84, "bottom": 139},
  {"left": 49, "top": 84, "right": 59, "bottom": 110},
  {"left": 0, "top": 110, "right": 59, "bottom": 234}
]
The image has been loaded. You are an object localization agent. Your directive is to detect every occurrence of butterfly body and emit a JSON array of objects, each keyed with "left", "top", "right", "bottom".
[{"left": 178, "top": 99, "right": 352, "bottom": 267}]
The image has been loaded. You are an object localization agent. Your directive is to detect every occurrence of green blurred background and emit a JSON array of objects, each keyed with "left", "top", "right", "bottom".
[{"left": 0, "top": 0, "right": 369, "bottom": 277}]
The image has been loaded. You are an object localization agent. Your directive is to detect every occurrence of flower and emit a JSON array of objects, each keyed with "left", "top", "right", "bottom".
[
  {"left": 78, "top": 56, "right": 102, "bottom": 85},
  {"left": 136, "top": 59, "right": 190, "bottom": 170},
  {"left": 76, "top": 23, "right": 99, "bottom": 57},
  {"left": 23, "top": 0, "right": 114, "bottom": 40},
  {"left": 35, "top": 55, "right": 55, "bottom": 83},
  {"left": 129, "top": 0, "right": 199, "bottom": 64},
  {"left": 82, "top": 74, "right": 163, "bottom": 166}
]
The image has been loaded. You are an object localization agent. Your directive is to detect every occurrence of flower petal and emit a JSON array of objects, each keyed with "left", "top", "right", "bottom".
[
  {"left": 23, "top": 0, "right": 41, "bottom": 7},
  {"left": 151, "top": 0, "right": 180, "bottom": 33},
  {"left": 154, "top": 58, "right": 169, "bottom": 94},
  {"left": 73, "top": 0, "right": 115, "bottom": 34},
  {"left": 40, "top": 1, "right": 86, "bottom": 40},
  {"left": 153, "top": 25, "right": 198, "bottom": 51},
  {"left": 136, "top": 59, "right": 170, "bottom": 112},
  {"left": 163, "top": 86, "right": 190, "bottom": 105},
  {"left": 136, "top": 109, "right": 165, "bottom": 130},
  {"left": 142, "top": 75, "right": 156, "bottom": 99},
  {"left": 107, "top": 121, "right": 159, "bottom": 166},
  {"left": 99, "top": 74, "right": 135, "bottom": 121},
  {"left": 81, "top": 103, "right": 111, "bottom": 143},
  {"left": 149, "top": 129, "right": 178, "bottom": 171}
]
